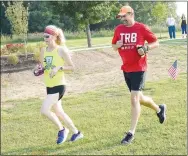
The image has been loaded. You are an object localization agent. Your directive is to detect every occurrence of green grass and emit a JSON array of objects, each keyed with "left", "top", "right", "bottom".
[
  {"left": 1, "top": 30, "right": 184, "bottom": 48},
  {"left": 1, "top": 73, "right": 187, "bottom": 155},
  {"left": 160, "top": 38, "right": 187, "bottom": 45},
  {"left": 67, "top": 31, "right": 185, "bottom": 49}
]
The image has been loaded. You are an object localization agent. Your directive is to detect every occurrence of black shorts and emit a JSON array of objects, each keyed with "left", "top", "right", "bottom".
[
  {"left": 46, "top": 85, "right": 66, "bottom": 100},
  {"left": 123, "top": 71, "right": 146, "bottom": 92}
]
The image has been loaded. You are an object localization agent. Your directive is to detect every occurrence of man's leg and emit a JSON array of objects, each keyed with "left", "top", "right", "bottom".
[
  {"left": 129, "top": 91, "right": 141, "bottom": 135},
  {"left": 168, "top": 26, "right": 172, "bottom": 39},
  {"left": 141, "top": 71, "right": 146, "bottom": 90},
  {"left": 121, "top": 72, "right": 143, "bottom": 145},
  {"left": 139, "top": 92, "right": 159, "bottom": 111},
  {"left": 121, "top": 71, "right": 166, "bottom": 145},
  {"left": 139, "top": 92, "right": 166, "bottom": 124}
]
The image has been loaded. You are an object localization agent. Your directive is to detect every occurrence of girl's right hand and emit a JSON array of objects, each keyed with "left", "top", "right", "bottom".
[{"left": 33, "top": 64, "right": 44, "bottom": 76}]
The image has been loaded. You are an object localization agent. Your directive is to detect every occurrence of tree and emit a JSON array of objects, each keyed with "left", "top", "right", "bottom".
[
  {"left": 117, "top": 1, "right": 156, "bottom": 25},
  {"left": 28, "top": 1, "right": 66, "bottom": 33},
  {"left": 0, "top": 2, "right": 11, "bottom": 35},
  {"left": 166, "top": 2, "right": 177, "bottom": 17},
  {"left": 50, "top": 1, "right": 118, "bottom": 47},
  {"left": 151, "top": 2, "right": 168, "bottom": 38},
  {"left": 3, "top": 1, "right": 29, "bottom": 56}
]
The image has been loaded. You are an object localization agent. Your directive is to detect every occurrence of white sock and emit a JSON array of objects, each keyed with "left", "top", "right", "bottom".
[
  {"left": 128, "top": 130, "right": 134, "bottom": 135},
  {"left": 157, "top": 108, "right": 161, "bottom": 113}
]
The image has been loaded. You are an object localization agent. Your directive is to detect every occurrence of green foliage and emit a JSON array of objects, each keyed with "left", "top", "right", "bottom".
[
  {"left": 33, "top": 50, "right": 40, "bottom": 62},
  {"left": 1, "top": 25, "right": 181, "bottom": 46},
  {"left": 3, "top": 1, "right": 29, "bottom": 37},
  {"left": 50, "top": 1, "right": 118, "bottom": 29},
  {"left": 0, "top": 2, "right": 11, "bottom": 34},
  {"left": 116, "top": 1, "right": 177, "bottom": 26},
  {"left": 1, "top": 1, "right": 180, "bottom": 34},
  {"left": 3, "top": 0, "right": 29, "bottom": 55},
  {"left": 150, "top": 26, "right": 168, "bottom": 33},
  {"left": 35, "top": 42, "right": 46, "bottom": 50},
  {"left": 7, "top": 54, "right": 19, "bottom": 65},
  {"left": 121, "top": 1, "right": 155, "bottom": 25},
  {"left": 1, "top": 46, "right": 9, "bottom": 55},
  {"left": 150, "top": 2, "right": 176, "bottom": 38},
  {"left": 28, "top": 1, "right": 64, "bottom": 32},
  {"left": 151, "top": 2, "right": 168, "bottom": 24},
  {"left": 166, "top": 2, "right": 177, "bottom": 16},
  {"left": 50, "top": 1, "right": 119, "bottom": 47},
  {"left": 26, "top": 44, "right": 36, "bottom": 53}
]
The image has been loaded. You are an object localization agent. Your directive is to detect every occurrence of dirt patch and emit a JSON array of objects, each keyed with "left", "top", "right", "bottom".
[{"left": 1, "top": 45, "right": 187, "bottom": 104}]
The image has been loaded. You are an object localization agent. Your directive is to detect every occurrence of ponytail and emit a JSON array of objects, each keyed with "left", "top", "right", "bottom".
[{"left": 56, "top": 28, "right": 66, "bottom": 45}]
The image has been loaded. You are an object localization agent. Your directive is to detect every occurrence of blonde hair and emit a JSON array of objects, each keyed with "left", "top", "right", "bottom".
[{"left": 44, "top": 25, "right": 66, "bottom": 45}]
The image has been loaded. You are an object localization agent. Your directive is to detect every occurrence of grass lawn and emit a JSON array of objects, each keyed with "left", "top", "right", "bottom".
[
  {"left": 25, "top": 31, "right": 187, "bottom": 49},
  {"left": 1, "top": 31, "right": 185, "bottom": 49},
  {"left": 1, "top": 73, "right": 186, "bottom": 155}
]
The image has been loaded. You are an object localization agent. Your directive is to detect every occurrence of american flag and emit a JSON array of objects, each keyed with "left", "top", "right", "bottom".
[{"left": 168, "top": 60, "right": 178, "bottom": 80}]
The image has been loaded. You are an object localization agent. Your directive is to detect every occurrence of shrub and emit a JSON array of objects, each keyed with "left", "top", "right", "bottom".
[
  {"left": 36, "top": 42, "right": 46, "bottom": 50},
  {"left": 7, "top": 54, "right": 19, "bottom": 65},
  {"left": 33, "top": 49, "right": 40, "bottom": 62},
  {"left": 0, "top": 46, "right": 9, "bottom": 55},
  {"left": 91, "top": 29, "right": 114, "bottom": 38},
  {"left": 26, "top": 44, "right": 36, "bottom": 53},
  {"left": 6, "top": 43, "right": 25, "bottom": 54}
]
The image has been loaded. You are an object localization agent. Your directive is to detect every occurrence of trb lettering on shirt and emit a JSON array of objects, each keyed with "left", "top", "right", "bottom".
[{"left": 120, "top": 33, "right": 137, "bottom": 43}]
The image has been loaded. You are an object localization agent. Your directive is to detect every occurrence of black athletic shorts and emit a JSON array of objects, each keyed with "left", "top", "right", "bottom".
[
  {"left": 123, "top": 71, "right": 146, "bottom": 92},
  {"left": 46, "top": 85, "right": 66, "bottom": 100}
]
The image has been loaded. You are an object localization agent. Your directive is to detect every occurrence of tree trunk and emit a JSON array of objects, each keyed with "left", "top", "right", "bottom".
[
  {"left": 159, "top": 24, "right": 162, "bottom": 39},
  {"left": 86, "top": 24, "right": 92, "bottom": 47},
  {"left": 23, "top": 34, "right": 28, "bottom": 58}
]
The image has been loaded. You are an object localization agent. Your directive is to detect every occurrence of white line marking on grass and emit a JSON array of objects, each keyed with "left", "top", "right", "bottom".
[
  {"left": 70, "top": 38, "right": 186, "bottom": 52},
  {"left": 71, "top": 45, "right": 111, "bottom": 52},
  {"left": 69, "top": 44, "right": 110, "bottom": 50}
]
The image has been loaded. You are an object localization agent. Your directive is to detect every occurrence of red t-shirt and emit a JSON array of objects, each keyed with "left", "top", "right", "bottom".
[{"left": 112, "top": 22, "right": 157, "bottom": 72}]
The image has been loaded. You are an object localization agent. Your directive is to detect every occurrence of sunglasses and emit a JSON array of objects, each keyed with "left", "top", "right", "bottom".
[
  {"left": 119, "top": 12, "right": 132, "bottom": 18},
  {"left": 120, "top": 15, "right": 127, "bottom": 18},
  {"left": 43, "top": 35, "right": 50, "bottom": 38}
]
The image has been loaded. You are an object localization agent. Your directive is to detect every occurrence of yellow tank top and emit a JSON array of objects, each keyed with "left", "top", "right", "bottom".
[{"left": 43, "top": 47, "right": 66, "bottom": 87}]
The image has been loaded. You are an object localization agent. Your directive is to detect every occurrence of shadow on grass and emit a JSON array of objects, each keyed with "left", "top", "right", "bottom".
[
  {"left": 142, "top": 87, "right": 153, "bottom": 91},
  {"left": 2, "top": 144, "right": 75, "bottom": 155},
  {"left": 2, "top": 138, "right": 130, "bottom": 155}
]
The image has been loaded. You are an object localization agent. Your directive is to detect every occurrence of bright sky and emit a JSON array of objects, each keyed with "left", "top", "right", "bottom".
[{"left": 176, "top": 2, "right": 187, "bottom": 17}]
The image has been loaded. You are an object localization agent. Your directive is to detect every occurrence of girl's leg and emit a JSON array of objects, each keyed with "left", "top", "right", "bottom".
[
  {"left": 181, "top": 26, "right": 184, "bottom": 34},
  {"left": 181, "top": 26, "right": 184, "bottom": 38},
  {"left": 183, "top": 25, "right": 187, "bottom": 36},
  {"left": 40, "top": 93, "right": 63, "bottom": 130},
  {"left": 172, "top": 26, "right": 176, "bottom": 39},
  {"left": 185, "top": 25, "right": 187, "bottom": 34},
  {"left": 53, "top": 100, "right": 78, "bottom": 134}
]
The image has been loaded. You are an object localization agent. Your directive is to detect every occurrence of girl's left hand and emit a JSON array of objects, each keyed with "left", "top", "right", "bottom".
[{"left": 49, "top": 66, "right": 60, "bottom": 78}]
